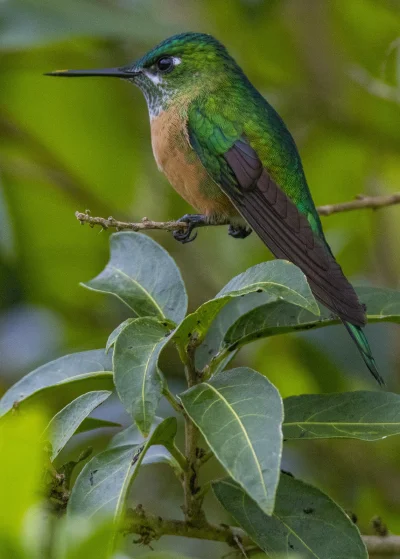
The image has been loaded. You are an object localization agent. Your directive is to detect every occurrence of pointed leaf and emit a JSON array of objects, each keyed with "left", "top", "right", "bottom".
[
  {"left": 180, "top": 367, "right": 283, "bottom": 515},
  {"left": 217, "top": 261, "right": 319, "bottom": 309},
  {"left": 142, "top": 446, "right": 182, "bottom": 476},
  {"left": 213, "top": 474, "right": 367, "bottom": 559},
  {"left": 76, "top": 417, "right": 121, "bottom": 434},
  {"left": 68, "top": 417, "right": 177, "bottom": 524},
  {"left": 283, "top": 391, "right": 400, "bottom": 441},
  {"left": 43, "top": 391, "right": 112, "bottom": 460},
  {"left": 107, "top": 424, "right": 182, "bottom": 475},
  {"left": 174, "top": 260, "right": 318, "bottom": 351},
  {"left": 204, "top": 286, "right": 400, "bottom": 365},
  {"left": 82, "top": 232, "right": 187, "bottom": 323},
  {"left": 107, "top": 424, "right": 147, "bottom": 449},
  {"left": 0, "top": 350, "right": 112, "bottom": 417},
  {"left": 1, "top": 372, "right": 114, "bottom": 421},
  {"left": 196, "top": 292, "right": 265, "bottom": 370},
  {"left": 106, "top": 319, "right": 135, "bottom": 353},
  {"left": 113, "top": 317, "right": 173, "bottom": 436}
]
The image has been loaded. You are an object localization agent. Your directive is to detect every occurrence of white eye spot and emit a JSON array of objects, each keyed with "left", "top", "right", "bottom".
[{"left": 172, "top": 57, "right": 182, "bottom": 66}]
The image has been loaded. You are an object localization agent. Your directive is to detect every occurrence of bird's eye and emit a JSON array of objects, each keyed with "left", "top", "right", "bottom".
[{"left": 156, "top": 57, "right": 174, "bottom": 73}]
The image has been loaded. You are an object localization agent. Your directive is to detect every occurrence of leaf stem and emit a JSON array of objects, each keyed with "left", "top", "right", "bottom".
[
  {"left": 198, "top": 449, "right": 214, "bottom": 467},
  {"left": 203, "top": 348, "right": 232, "bottom": 380},
  {"left": 194, "top": 480, "right": 212, "bottom": 502},
  {"left": 167, "top": 442, "right": 189, "bottom": 473},
  {"left": 162, "top": 386, "right": 183, "bottom": 415}
]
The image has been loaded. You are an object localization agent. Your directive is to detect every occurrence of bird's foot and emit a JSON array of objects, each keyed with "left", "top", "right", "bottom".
[
  {"left": 173, "top": 214, "right": 208, "bottom": 244},
  {"left": 228, "top": 224, "right": 252, "bottom": 239}
]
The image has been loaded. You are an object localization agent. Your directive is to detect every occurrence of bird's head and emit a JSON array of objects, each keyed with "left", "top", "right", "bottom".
[{"left": 46, "top": 33, "right": 241, "bottom": 118}]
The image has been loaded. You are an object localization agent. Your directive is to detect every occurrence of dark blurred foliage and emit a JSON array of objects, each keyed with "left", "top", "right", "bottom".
[{"left": 1, "top": 0, "right": 400, "bottom": 556}]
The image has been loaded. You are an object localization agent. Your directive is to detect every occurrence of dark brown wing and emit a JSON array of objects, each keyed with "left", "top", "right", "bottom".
[{"left": 222, "top": 140, "right": 366, "bottom": 326}]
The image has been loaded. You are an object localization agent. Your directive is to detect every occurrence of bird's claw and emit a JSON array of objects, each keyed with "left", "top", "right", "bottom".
[
  {"left": 173, "top": 227, "right": 198, "bottom": 244},
  {"left": 172, "top": 214, "right": 206, "bottom": 244},
  {"left": 228, "top": 224, "right": 252, "bottom": 239}
]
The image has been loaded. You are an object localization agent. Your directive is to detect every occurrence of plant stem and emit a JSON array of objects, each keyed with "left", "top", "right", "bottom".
[
  {"left": 183, "top": 417, "right": 204, "bottom": 523},
  {"left": 181, "top": 335, "right": 206, "bottom": 525},
  {"left": 123, "top": 507, "right": 400, "bottom": 556},
  {"left": 124, "top": 506, "right": 252, "bottom": 548}
]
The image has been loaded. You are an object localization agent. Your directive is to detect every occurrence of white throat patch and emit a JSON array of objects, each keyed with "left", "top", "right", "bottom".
[
  {"left": 143, "top": 70, "right": 163, "bottom": 85},
  {"left": 138, "top": 57, "right": 182, "bottom": 120}
]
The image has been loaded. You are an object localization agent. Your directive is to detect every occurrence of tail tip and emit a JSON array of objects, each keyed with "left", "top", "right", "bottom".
[{"left": 343, "top": 321, "right": 385, "bottom": 386}]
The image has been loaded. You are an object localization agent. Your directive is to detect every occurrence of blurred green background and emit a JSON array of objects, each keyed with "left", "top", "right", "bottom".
[{"left": 1, "top": 0, "right": 400, "bottom": 556}]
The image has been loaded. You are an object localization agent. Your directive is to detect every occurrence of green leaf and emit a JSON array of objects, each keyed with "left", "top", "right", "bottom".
[
  {"left": 68, "top": 417, "right": 177, "bottom": 525},
  {"left": 213, "top": 474, "right": 367, "bottom": 559},
  {"left": 0, "top": 411, "right": 46, "bottom": 546},
  {"left": 107, "top": 423, "right": 182, "bottom": 476},
  {"left": 180, "top": 367, "right": 283, "bottom": 515},
  {"left": 142, "top": 446, "right": 182, "bottom": 477},
  {"left": 196, "top": 292, "right": 265, "bottom": 370},
  {"left": 0, "top": 350, "right": 113, "bottom": 415},
  {"left": 43, "top": 391, "right": 112, "bottom": 460},
  {"left": 203, "top": 286, "right": 400, "bottom": 365},
  {"left": 357, "top": 286, "right": 400, "bottom": 321},
  {"left": 107, "top": 424, "right": 147, "bottom": 448},
  {"left": 174, "top": 260, "right": 318, "bottom": 352},
  {"left": 82, "top": 232, "right": 187, "bottom": 324},
  {"left": 76, "top": 417, "right": 121, "bottom": 434},
  {"left": 106, "top": 319, "right": 135, "bottom": 353},
  {"left": 283, "top": 391, "right": 400, "bottom": 441},
  {"left": 113, "top": 317, "right": 173, "bottom": 436},
  {"left": 217, "top": 261, "right": 319, "bottom": 310},
  {"left": 0, "top": 372, "right": 114, "bottom": 421}
]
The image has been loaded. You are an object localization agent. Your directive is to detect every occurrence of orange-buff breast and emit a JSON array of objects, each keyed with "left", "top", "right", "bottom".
[{"left": 150, "top": 107, "right": 237, "bottom": 221}]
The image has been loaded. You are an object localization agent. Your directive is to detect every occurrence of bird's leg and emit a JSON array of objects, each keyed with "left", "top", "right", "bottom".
[
  {"left": 228, "top": 224, "right": 252, "bottom": 239},
  {"left": 172, "top": 214, "right": 208, "bottom": 244}
]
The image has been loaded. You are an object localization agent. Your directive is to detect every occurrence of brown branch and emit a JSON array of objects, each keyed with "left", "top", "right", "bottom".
[
  {"left": 317, "top": 192, "right": 400, "bottom": 216},
  {"left": 75, "top": 192, "right": 400, "bottom": 233},
  {"left": 75, "top": 211, "right": 189, "bottom": 232},
  {"left": 123, "top": 507, "right": 400, "bottom": 556},
  {"left": 363, "top": 535, "right": 400, "bottom": 556}
]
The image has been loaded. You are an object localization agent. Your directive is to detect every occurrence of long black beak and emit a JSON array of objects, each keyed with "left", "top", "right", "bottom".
[{"left": 44, "top": 67, "right": 138, "bottom": 78}]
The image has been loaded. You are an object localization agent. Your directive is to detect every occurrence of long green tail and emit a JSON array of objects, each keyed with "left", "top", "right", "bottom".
[{"left": 343, "top": 322, "right": 384, "bottom": 385}]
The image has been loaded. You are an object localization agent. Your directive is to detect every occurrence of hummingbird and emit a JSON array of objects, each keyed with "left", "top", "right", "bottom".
[{"left": 46, "top": 32, "right": 383, "bottom": 385}]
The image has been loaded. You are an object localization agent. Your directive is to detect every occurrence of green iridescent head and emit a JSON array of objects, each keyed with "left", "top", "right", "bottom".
[{"left": 47, "top": 33, "right": 244, "bottom": 118}]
